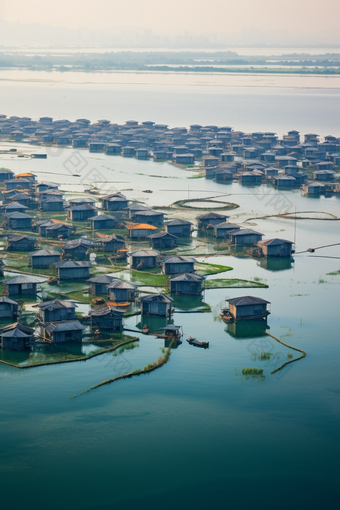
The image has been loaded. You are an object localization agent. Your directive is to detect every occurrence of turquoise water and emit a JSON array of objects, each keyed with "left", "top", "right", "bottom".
[{"left": 1, "top": 249, "right": 339, "bottom": 509}]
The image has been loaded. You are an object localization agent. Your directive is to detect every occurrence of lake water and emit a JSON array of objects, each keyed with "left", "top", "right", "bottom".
[{"left": 1, "top": 70, "right": 340, "bottom": 509}]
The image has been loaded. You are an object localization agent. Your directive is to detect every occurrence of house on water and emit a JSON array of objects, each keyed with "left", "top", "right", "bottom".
[
  {"left": 7, "top": 235, "right": 36, "bottom": 252},
  {"left": 162, "top": 255, "right": 197, "bottom": 275},
  {"left": 88, "top": 214, "right": 116, "bottom": 230},
  {"left": 101, "top": 194, "right": 128, "bottom": 211},
  {"left": 221, "top": 296, "right": 271, "bottom": 322},
  {"left": 132, "top": 209, "right": 165, "bottom": 226},
  {"left": 130, "top": 249, "right": 160, "bottom": 269},
  {"left": 29, "top": 249, "right": 61, "bottom": 269},
  {"left": 56, "top": 261, "right": 92, "bottom": 280},
  {"left": 67, "top": 204, "right": 97, "bottom": 222},
  {"left": 40, "top": 321, "right": 85, "bottom": 344},
  {"left": 0, "top": 297, "right": 19, "bottom": 319},
  {"left": 107, "top": 280, "right": 138, "bottom": 303},
  {"left": 4, "top": 275, "right": 41, "bottom": 296},
  {"left": 169, "top": 273, "right": 204, "bottom": 295},
  {"left": 139, "top": 293, "right": 173, "bottom": 316},
  {"left": 4, "top": 212, "right": 33, "bottom": 230},
  {"left": 4, "top": 202, "right": 29, "bottom": 214},
  {"left": 87, "top": 275, "right": 119, "bottom": 295},
  {"left": 89, "top": 306, "right": 124, "bottom": 331},
  {"left": 62, "top": 238, "right": 95, "bottom": 260},
  {"left": 0, "top": 323, "right": 35, "bottom": 350},
  {"left": 148, "top": 231, "right": 177, "bottom": 250},
  {"left": 98, "top": 234, "right": 125, "bottom": 253},
  {"left": 230, "top": 229, "right": 264, "bottom": 246},
  {"left": 197, "top": 212, "right": 229, "bottom": 229},
  {"left": 127, "top": 223, "right": 157, "bottom": 239},
  {"left": 35, "top": 300, "right": 77, "bottom": 322},
  {"left": 166, "top": 219, "right": 193, "bottom": 237},
  {"left": 214, "top": 222, "right": 240, "bottom": 238},
  {"left": 257, "top": 238, "right": 293, "bottom": 257}
]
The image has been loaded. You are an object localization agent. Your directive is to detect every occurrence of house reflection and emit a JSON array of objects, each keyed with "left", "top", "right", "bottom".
[
  {"left": 258, "top": 257, "right": 294, "bottom": 271},
  {"left": 226, "top": 320, "right": 270, "bottom": 339}
]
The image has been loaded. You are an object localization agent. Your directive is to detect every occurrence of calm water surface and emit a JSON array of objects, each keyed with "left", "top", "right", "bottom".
[{"left": 0, "top": 77, "right": 340, "bottom": 509}]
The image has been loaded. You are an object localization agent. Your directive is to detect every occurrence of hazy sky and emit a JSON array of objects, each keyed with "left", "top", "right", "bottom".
[{"left": 0, "top": 0, "right": 339, "bottom": 34}]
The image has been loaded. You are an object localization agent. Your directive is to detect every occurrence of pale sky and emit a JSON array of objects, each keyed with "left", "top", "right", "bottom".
[{"left": 0, "top": 0, "right": 339, "bottom": 34}]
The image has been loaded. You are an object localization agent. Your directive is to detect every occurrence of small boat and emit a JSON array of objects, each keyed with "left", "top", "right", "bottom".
[
  {"left": 142, "top": 325, "right": 150, "bottom": 335},
  {"left": 219, "top": 310, "right": 234, "bottom": 323},
  {"left": 307, "top": 248, "right": 315, "bottom": 253},
  {"left": 186, "top": 337, "right": 209, "bottom": 349},
  {"left": 142, "top": 190, "right": 153, "bottom": 193}
]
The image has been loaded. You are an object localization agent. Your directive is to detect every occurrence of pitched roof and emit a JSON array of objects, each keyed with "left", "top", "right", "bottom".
[
  {"left": 148, "top": 231, "right": 177, "bottom": 239},
  {"left": 56, "top": 261, "right": 92, "bottom": 269},
  {"left": 107, "top": 279, "right": 137, "bottom": 290},
  {"left": 230, "top": 229, "right": 263, "bottom": 236},
  {"left": 163, "top": 255, "right": 197, "bottom": 264},
  {"left": 226, "top": 296, "right": 270, "bottom": 306},
  {"left": 42, "top": 320, "right": 85, "bottom": 333},
  {"left": 63, "top": 238, "right": 94, "bottom": 249},
  {"left": 7, "top": 235, "right": 36, "bottom": 242},
  {"left": 88, "top": 306, "right": 124, "bottom": 317},
  {"left": 169, "top": 273, "right": 204, "bottom": 282},
  {"left": 4, "top": 275, "right": 42, "bottom": 285},
  {"left": 197, "top": 212, "right": 228, "bottom": 220},
  {"left": 0, "top": 322, "right": 35, "bottom": 336},
  {"left": 139, "top": 293, "right": 173, "bottom": 303},
  {"left": 214, "top": 222, "right": 240, "bottom": 230},
  {"left": 166, "top": 218, "right": 193, "bottom": 226},
  {"left": 88, "top": 214, "right": 116, "bottom": 221},
  {"left": 29, "top": 249, "right": 61, "bottom": 257},
  {"left": 5, "top": 212, "right": 32, "bottom": 219},
  {"left": 130, "top": 249, "right": 160, "bottom": 257},
  {"left": 36, "top": 300, "right": 77, "bottom": 310},
  {"left": 0, "top": 297, "right": 19, "bottom": 306},
  {"left": 5, "top": 202, "right": 28, "bottom": 210},
  {"left": 87, "top": 275, "right": 118, "bottom": 284},
  {"left": 259, "top": 238, "right": 293, "bottom": 246}
]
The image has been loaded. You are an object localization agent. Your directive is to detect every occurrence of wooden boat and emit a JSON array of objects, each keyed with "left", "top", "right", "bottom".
[
  {"left": 142, "top": 190, "right": 153, "bottom": 193},
  {"left": 186, "top": 337, "right": 209, "bottom": 348},
  {"left": 219, "top": 310, "right": 234, "bottom": 323},
  {"left": 142, "top": 325, "right": 150, "bottom": 334}
]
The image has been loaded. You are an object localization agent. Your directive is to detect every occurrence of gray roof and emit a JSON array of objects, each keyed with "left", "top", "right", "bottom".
[
  {"left": 197, "top": 212, "right": 228, "bottom": 220},
  {"left": 29, "top": 249, "right": 61, "bottom": 257},
  {"left": 148, "top": 231, "right": 177, "bottom": 240},
  {"left": 0, "top": 297, "right": 19, "bottom": 306},
  {"left": 259, "top": 238, "right": 293, "bottom": 246},
  {"left": 42, "top": 320, "right": 85, "bottom": 333},
  {"left": 56, "top": 261, "right": 92, "bottom": 269},
  {"left": 35, "top": 299, "right": 77, "bottom": 310},
  {"left": 5, "top": 202, "right": 28, "bottom": 210},
  {"left": 67, "top": 204, "right": 96, "bottom": 211},
  {"left": 88, "top": 214, "right": 116, "bottom": 221},
  {"left": 68, "top": 197, "right": 96, "bottom": 204},
  {"left": 163, "top": 255, "right": 197, "bottom": 264},
  {"left": 230, "top": 229, "right": 263, "bottom": 236},
  {"left": 139, "top": 293, "right": 173, "bottom": 303},
  {"left": 0, "top": 322, "right": 34, "bottom": 337},
  {"left": 107, "top": 279, "right": 137, "bottom": 290},
  {"left": 87, "top": 275, "right": 118, "bottom": 284},
  {"left": 130, "top": 249, "right": 160, "bottom": 257},
  {"left": 100, "top": 234, "right": 124, "bottom": 243},
  {"left": 169, "top": 273, "right": 204, "bottom": 282},
  {"left": 89, "top": 306, "right": 124, "bottom": 317},
  {"left": 46, "top": 223, "right": 72, "bottom": 231},
  {"left": 214, "top": 222, "right": 240, "bottom": 230},
  {"left": 7, "top": 235, "right": 36, "bottom": 242},
  {"left": 5, "top": 212, "right": 32, "bottom": 219},
  {"left": 40, "top": 195, "right": 64, "bottom": 203},
  {"left": 63, "top": 238, "right": 94, "bottom": 249},
  {"left": 134, "top": 209, "right": 164, "bottom": 217},
  {"left": 166, "top": 219, "right": 193, "bottom": 226},
  {"left": 227, "top": 296, "right": 270, "bottom": 306},
  {"left": 4, "top": 275, "right": 42, "bottom": 285}
]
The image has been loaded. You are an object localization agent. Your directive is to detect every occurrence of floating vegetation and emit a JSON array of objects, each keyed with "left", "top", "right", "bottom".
[
  {"left": 287, "top": 353, "right": 293, "bottom": 360},
  {"left": 195, "top": 262, "right": 233, "bottom": 276},
  {"left": 327, "top": 269, "right": 340, "bottom": 275},
  {"left": 265, "top": 332, "right": 306, "bottom": 374},
  {"left": 242, "top": 368, "right": 264, "bottom": 375},
  {"left": 251, "top": 352, "right": 273, "bottom": 361},
  {"left": 205, "top": 278, "right": 268, "bottom": 289}
]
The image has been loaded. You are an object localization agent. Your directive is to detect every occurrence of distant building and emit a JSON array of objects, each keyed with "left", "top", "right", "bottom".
[
  {"left": 166, "top": 219, "right": 193, "bottom": 237},
  {"left": 35, "top": 300, "right": 77, "bottom": 322},
  {"left": 148, "top": 231, "right": 177, "bottom": 250},
  {"left": 4, "top": 202, "right": 29, "bottom": 214},
  {"left": 63, "top": 238, "right": 95, "bottom": 260},
  {"left": 7, "top": 235, "right": 36, "bottom": 252},
  {"left": 40, "top": 321, "right": 85, "bottom": 344},
  {"left": 230, "top": 229, "right": 263, "bottom": 246},
  {"left": 130, "top": 249, "right": 160, "bottom": 269},
  {"left": 139, "top": 293, "right": 173, "bottom": 316},
  {"left": 214, "top": 222, "right": 240, "bottom": 238},
  {"left": 224, "top": 296, "right": 270, "bottom": 321},
  {"left": 4, "top": 212, "right": 33, "bottom": 230},
  {"left": 162, "top": 255, "right": 196, "bottom": 275},
  {"left": 28, "top": 249, "right": 61, "bottom": 269},
  {"left": 197, "top": 212, "right": 228, "bottom": 229},
  {"left": 127, "top": 223, "right": 157, "bottom": 239},
  {"left": 89, "top": 306, "right": 124, "bottom": 331},
  {"left": 99, "top": 234, "right": 125, "bottom": 252},
  {"left": 107, "top": 280, "right": 138, "bottom": 302},
  {"left": 169, "top": 273, "right": 204, "bottom": 295},
  {"left": 67, "top": 204, "right": 97, "bottom": 222},
  {"left": 4, "top": 275, "right": 41, "bottom": 296},
  {"left": 87, "top": 275, "right": 118, "bottom": 295},
  {"left": 88, "top": 214, "right": 116, "bottom": 230},
  {"left": 132, "top": 210, "right": 165, "bottom": 226},
  {"left": 101, "top": 194, "right": 128, "bottom": 211},
  {"left": 0, "top": 323, "right": 35, "bottom": 350},
  {"left": 56, "top": 261, "right": 92, "bottom": 280},
  {"left": 0, "top": 297, "right": 19, "bottom": 319},
  {"left": 258, "top": 238, "right": 293, "bottom": 257}
]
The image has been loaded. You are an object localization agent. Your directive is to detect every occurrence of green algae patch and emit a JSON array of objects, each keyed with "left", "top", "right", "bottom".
[
  {"left": 242, "top": 368, "right": 264, "bottom": 375},
  {"left": 327, "top": 269, "right": 340, "bottom": 275},
  {"left": 195, "top": 262, "right": 233, "bottom": 276},
  {"left": 205, "top": 278, "right": 268, "bottom": 289},
  {"left": 130, "top": 272, "right": 168, "bottom": 288}
]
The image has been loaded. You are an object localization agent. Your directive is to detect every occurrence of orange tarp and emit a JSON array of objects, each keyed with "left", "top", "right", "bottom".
[{"left": 126, "top": 223, "right": 157, "bottom": 230}]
